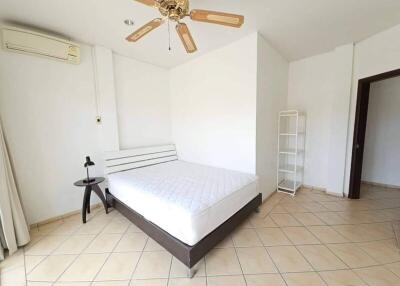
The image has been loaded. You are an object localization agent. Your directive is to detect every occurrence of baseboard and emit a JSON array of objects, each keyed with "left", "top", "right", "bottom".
[
  {"left": 29, "top": 203, "right": 102, "bottom": 229},
  {"left": 362, "top": 180, "right": 400, "bottom": 190},
  {"left": 302, "top": 184, "right": 344, "bottom": 198}
]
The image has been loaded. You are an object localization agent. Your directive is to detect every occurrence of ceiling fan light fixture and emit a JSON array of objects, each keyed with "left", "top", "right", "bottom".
[
  {"left": 124, "top": 19, "right": 135, "bottom": 26},
  {"left": 128, "top": 0, "right": 245, "bottom": 53}
]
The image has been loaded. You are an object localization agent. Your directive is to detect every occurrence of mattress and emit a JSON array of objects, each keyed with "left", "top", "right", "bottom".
[{"left": 107, "top": 160, "right": 258, "bottom": 246}]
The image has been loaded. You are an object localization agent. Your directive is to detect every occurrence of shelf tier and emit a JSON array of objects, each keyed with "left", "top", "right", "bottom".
[
  {"left": 279, "top": 132, "right": 304, "bottom": 136},
  {"left": 279, "top": 149, "right": 303, "bottom": 155},
  {"left": 277, "top": 180, "right": 302, "bottom": 193},
  {"left": 278, "top": 164, "right": 303, "bottom": 174}
]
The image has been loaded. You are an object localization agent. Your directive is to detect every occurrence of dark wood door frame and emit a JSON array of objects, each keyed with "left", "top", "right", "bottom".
[{"left": 348, "top": 68, "right": 400, "bottom": 199}]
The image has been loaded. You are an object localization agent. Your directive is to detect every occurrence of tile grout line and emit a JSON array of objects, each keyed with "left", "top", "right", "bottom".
[
  {"left": 24, "top": 217, "right": 87, "bottom": 278},
  {"left": 252, "top": 222, "right": 289, "bottom": 286},
  {"left": 90, "top": 216, "right": 132, "bottom": 285},
  {"left": 52, "top": 211, "right": 116, "bottom": 284},
  {"left": 128, "top": 235, "right": 150, "bottom": 284}
]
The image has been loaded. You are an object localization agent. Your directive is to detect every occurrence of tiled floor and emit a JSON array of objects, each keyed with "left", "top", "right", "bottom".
[{"left": 2, "top": 184, "right": 400, "bottom": 285}]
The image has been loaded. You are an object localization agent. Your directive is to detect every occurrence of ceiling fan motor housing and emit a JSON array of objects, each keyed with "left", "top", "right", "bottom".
[{"left": 157, "top": 0, "right": 189, "bottom": 21}]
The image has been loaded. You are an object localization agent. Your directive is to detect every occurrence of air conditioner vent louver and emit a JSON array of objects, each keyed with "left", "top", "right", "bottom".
[{"left": 1, "top": 26, "right": 80, "bottom": 64}]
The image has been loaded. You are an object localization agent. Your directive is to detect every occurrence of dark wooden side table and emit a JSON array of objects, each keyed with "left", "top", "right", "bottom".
[{"left": 74, "top": 177, "right": 108, "bottom": 223}]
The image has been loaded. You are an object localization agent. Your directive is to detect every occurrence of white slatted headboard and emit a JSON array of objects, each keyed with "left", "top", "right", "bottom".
[{"left": 104, "top": 144, "right": 178, "bottom": 175}]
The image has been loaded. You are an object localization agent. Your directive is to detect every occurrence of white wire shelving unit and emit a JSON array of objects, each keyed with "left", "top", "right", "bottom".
[{"left": 277, "top": 110, "right": 306, "bottom": 196}]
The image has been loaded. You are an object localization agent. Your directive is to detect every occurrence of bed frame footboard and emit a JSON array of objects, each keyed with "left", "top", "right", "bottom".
[{"left": 105, "top": 189, "right": 262, "bottom": 269}]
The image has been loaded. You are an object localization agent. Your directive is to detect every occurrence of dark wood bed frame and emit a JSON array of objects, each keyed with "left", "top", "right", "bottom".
[
  {"left": 106, "top": 189, "right": 261, "bottom": 269},
  {"left": 103, "top": 144, "right": 262, "bottom": 274}
]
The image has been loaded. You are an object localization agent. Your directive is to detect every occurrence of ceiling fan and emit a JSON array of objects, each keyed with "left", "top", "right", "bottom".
[{"left": 126, "top": 0, "right": 245, "bottom": 53}]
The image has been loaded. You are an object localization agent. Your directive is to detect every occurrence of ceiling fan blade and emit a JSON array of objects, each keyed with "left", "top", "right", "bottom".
[
  {"left": 134, "top": 0, "right": 158, "bottom": 7},
  {"left": 176, "top": 23, "right": 197, "bottom": 53},
  {"left": 190, "top": 9, "right": 244, "bottom": 28},
  {"left": 126, "top": 18, "right": 164, "bottom": 42}
]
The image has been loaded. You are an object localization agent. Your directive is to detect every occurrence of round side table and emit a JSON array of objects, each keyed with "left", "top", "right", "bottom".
[{"left": 74, "top": 177, "right": 108, "bottom": 223}]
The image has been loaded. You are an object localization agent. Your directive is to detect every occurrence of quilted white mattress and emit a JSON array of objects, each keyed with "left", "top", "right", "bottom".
[{"left": 107, "top": 160, "right": 258, "bottom": 246}]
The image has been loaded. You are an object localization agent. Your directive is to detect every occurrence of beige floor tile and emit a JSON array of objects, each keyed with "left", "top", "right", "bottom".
[
  {"left": 205, "top": 248, "right": 242, "bottom": 276},
  {"left": 271, "top": 214, "right": 301, "bottom": 226},
  {"left": 295, "top": 213, "right": 325, "bottom": 226},
  {"left": 127, "top": 223, "right": 144, "bottom": 233},
  {"left": 54, "top": 283, "right": 91, "bottom": 286},
  {"left": 75, "top": 221, "right": 108, "bottom": 235},
  {"left": 58, "top": 253, "right": 108, "bottom": 282},
  {"left": 282, "top": 227, "right": 320, "bottom": 245},
  {"left": 302, "top": 202, "right": 329, "bottom": 212},
  {"left": 214, "top": 236, "right": 234, "bottom": 248},
  {"left": 245, "top": 274, "right": 286, "bottom": 286},
  {"left": 356, "top": 239, "right": 400, "bottom": 264},
  {"left": 36, "top": 220, "right": 64, "bottom": 235},
  {"left": 168, "top": 277, "right": 206, "bottom": 286},
  {"left": 271, "top": 205, "right": 288, "bottom": 213},
  {"left": 92, "top": 281, "right": 130, "bottom": 286},
  {"left": 283, "top": 272, "right": 327, "bottom": 286},
  {"left": 236, "top": 247, "right": 277, "bottom": 274},
  {"left": 144, "top": 238, "right": 166, "bottom": 251},
  {"left": 25, "top": 255, "right": 47, "bottom": 274},
  {"left": 354, "top": 266, "right": 400, "bottom": 286},
  {"left": 319, "top": 270, "right": 367, "bottom": 286},
  {"left": 282, "top": 203, "right": 310, "bottom": 213},
  {"left": 0, "top": 249, "right": 25, "bottom": 272},
  {"left": 232, "top": 228, "right": 262, "bottom": 247},
  {"left": 114, "top": 233, "right": 148, "bottom": 252},
  {"left": 169, "top": 257, "right": 205, "bottom": 278},
  {"left": 297, "top": 245, "right": 347, "bottom": 271},
  {"left": 53, "top": 235, "right": 95, "bottom": 255},
  {"left": 25, "top": 235, "right": 68, "bottom": 255},
  {"left": 207, "top": 275, "right": 246, "bottom": 286},
  {"left": 385, "top": 262, "right": 400, "bottom": 276},
  {"left": 27, "top": 282, "right": 53, "bottom": 286},
  {"left": 133, "top": 251, "right": 172, "bottom": 279},
  {"left": 101, "top": 219, "right": 130, "bottom": 234},
  {"left": 84, "top": 233, "right": 122, "bottom": 253},
  {"left": 315, "top": 212, "right": 350, "bottom": 225},
  {"left": 129, "top": 279, "right": 168, "bottom": 286},
  {"left": 308, "top": 226, "right": 348, "bottom": 244},
  {"left": 256, "top": 228, "right": 291, "bottom": 246},
  {"left": 249, "top": 215, "right": 278, "bottom": 228},
  {"left": 50, "top": 222, "right": 82, "bottom": 235},
  {"left": 333, "top": 223, "right": 394, "bottom": 242},
  {"left": 267, "top": 246, "right": 313, "bottom": 273},
  {"left": 27, "top": 255, "right": 76, "bottom": 282},
  {"left": 327, "top": 243, "right": 378, "bottom": 268},
  {"left": 95, "top": 252, "right": 141, "bottom": 281},
  {"left": 1, "top": 266, "right": 26, "bottom": 286}
]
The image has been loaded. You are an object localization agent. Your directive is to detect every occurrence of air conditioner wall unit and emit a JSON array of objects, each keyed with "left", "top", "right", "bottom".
[{"left": 1, "top": 26, "right": 80, "bottom": 64}]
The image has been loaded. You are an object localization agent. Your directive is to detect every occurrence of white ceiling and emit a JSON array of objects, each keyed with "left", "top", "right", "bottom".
[{"left": 1, "top": 0, "right": 400, "bottom": 68}]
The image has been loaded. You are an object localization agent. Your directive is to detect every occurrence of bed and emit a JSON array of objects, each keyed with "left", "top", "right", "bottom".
[{"left": 104, "top": 144, "right": 261, "bottom": 276}]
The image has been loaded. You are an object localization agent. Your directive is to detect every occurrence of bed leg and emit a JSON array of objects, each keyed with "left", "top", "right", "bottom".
[{"left": 187, "top": 268, "right": 195, "bottom": 278}]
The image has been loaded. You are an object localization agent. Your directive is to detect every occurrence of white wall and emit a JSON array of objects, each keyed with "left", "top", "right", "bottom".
[
  {"left": 170, "top": 33, "right": 258, "bottom": 174},
  {"left": 288, "top": 52, "right": 335, "bottom": 189},
  {"left": 362, "top": 77, "right": 400, "bottom": 187},
  {"left": 287, "top": 45, "right": 353, "bottom": 193},
  {"left": 256, "top": 35, "right": 288, "bottom": 198},
  {"left": 113, "top": 54, "right": 171, "bottom": 149},
  {"left": 344, "top": 24, "right": 400, "bottom": 194},
  {"left": 0, "top": 45, "right": 103, "bottom": 224}
]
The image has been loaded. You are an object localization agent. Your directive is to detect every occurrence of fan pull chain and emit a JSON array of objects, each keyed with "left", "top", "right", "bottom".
[{"left": 168, "top": 18, "right": 171, "bottom": 51}]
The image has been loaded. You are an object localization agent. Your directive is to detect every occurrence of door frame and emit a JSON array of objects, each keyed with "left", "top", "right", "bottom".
[{"left": 348, "top": 68, "right": 400, "bottom": 199}]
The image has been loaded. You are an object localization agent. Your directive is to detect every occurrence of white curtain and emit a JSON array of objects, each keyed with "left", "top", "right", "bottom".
[{"left": 0, "top": 119, "right": 30, "bottom": 260}]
